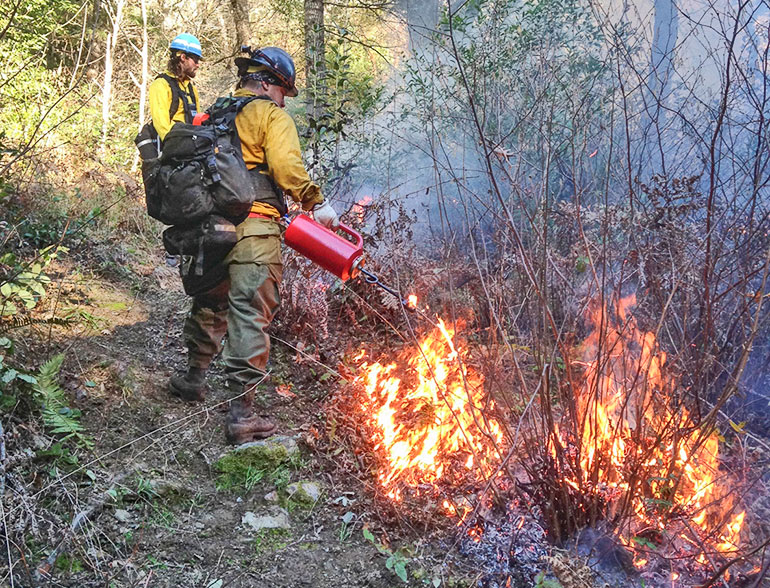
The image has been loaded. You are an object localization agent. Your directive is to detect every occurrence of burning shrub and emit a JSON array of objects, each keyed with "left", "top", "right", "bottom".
[{"left": 523, "top": 294, "right": 748, "bottom": 582}]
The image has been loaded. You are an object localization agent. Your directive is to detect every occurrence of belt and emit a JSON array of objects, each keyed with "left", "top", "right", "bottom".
[{"left": 247, "top": 212, "right": 277, "bottom": 220}]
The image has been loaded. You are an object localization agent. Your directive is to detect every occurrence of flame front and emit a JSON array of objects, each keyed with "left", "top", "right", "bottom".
[
  {"left": 355, "top": 319, "right": 503, "bottom": 500},
  {"left": 558, "top": 294, "right": 744, "bottom": 563}
]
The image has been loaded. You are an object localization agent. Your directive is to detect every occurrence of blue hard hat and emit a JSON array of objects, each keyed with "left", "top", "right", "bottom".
[{"left": 170, "top": 33, "right": 202, "bottom": 58}]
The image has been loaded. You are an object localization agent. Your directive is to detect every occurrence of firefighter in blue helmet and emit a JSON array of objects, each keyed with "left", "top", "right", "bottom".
[
  {"left": 148, "top": 33, "right": 202, "bottom": 140},
  {"left": 168, "top": 46, "right": 339, "bottom": 445}
]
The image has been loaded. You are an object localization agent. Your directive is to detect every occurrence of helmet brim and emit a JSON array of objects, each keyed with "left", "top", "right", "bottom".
[{"left": 234, "top": 57, "right": 252, "bottom": 70}]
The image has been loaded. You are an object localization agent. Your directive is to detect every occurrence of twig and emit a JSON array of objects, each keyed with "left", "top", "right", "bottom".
[
  {"left": 0, "top": 417, "right": 6, "bottom": 498},
  {"left": 142, "top": 570, "right": 153, "bottom": 587},
  {"left": 680, "top": 517, "right": 729, "bottom": 588},
  {"left": 699, "top": 536, "right": 770, "bottom": 588},
  {"left": 749, "top": 548, "right": 770, "bottom": 588},
  {"left": 35, "top": 471, "right": 133, "bottom": 581},
  {"left": 272, "top": 336, "right": 347, "bottom": 381},
  {"left": 0, "top": 417, "right": 13, "bottom": 588}
]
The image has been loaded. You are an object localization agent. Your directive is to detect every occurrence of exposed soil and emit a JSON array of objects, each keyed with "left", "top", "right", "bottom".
[{"left": 2, "top": 249, "right": 504, "bottom": 588}]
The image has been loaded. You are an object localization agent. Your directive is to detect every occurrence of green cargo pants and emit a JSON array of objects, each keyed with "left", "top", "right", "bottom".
[{"left": 182, "top": 217, "right": 283, "bottom": 389}]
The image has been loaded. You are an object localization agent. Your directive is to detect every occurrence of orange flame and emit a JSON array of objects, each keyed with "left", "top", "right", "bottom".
[
  {"left": 355, "top": 319, "right": 503, "bottom": 500},
  {"left": 352, "top": 196, "right": 373, "bottom": 222},
  {"left": 558, "top": 294, "right": 744, "bottom": 562},
  {"left": 406, "top": 294, "right": 418, "bottom": 310}
]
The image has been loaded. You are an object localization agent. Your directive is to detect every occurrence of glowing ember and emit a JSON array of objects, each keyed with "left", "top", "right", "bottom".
[
  {"left": 352, "top": 196, "right": 373, "bottom": 222},
  {"left": 355, "top": 319, "right": 503, "bottom": 500},
  {"left": 557, "top": 294, "right": 744, "bottom": 564},
  {"left": 406, "top": 294, "right": 418, "bottom": 310}
]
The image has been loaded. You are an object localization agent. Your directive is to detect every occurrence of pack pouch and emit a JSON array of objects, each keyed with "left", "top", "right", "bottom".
[
  {"left": 163, "top": 214, "right": 238, "bottom": 296},
  {"left": 154, "top": 157, "right": 216, "bottom": 226},
  {"left": 162, "top": 214, "right": 237, "bottom": 257},
  {"left": 141, "top": 158, "right": 162, "bottom": 220},
  {"left": 135, "top": 122, "right": 160, "bottom": 160}
]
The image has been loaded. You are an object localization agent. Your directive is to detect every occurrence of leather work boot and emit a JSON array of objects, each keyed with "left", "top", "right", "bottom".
[
  {"left": 168, "top": 367, "right": 207, "bottom": 402},
  {"left": 225, "top": 384, "right": 277, "bottom": 444}
]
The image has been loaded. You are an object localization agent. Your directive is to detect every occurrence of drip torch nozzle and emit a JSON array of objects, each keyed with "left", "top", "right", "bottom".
[{"left": 359, "top": 267, "right": 417, "bottom": 313}]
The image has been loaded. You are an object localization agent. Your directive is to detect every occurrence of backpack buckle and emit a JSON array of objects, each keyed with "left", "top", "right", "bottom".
[{"left": 206, "top": 154, "right": 221, "bottom": 183}]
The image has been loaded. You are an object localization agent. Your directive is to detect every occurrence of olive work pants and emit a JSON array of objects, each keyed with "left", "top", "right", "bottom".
[{"left": 182, "top": 217, "right": 283, "bottom": 389}]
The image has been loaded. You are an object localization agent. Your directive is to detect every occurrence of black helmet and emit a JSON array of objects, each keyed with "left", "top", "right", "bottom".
[{"left": 235, "top": 46, "right": 298, "bottom": 97}]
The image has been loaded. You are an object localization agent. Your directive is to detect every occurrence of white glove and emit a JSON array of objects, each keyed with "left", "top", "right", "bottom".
[{"left": 313, "top": 200, "right": 339, "bottom": 229}]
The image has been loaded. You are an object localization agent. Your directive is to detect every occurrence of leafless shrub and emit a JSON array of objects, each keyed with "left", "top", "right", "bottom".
[{"left": 352, "top": 0, "right": 770, "bottom": 582}]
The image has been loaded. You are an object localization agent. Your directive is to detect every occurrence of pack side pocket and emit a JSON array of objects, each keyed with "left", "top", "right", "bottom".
[{"left": 158, "top": 160, "right": 215, "bottom": 225}]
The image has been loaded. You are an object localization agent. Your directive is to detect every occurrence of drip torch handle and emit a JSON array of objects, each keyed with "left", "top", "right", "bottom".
[{"left": 336, "top": 223, "right": 363, "bottom": 248}]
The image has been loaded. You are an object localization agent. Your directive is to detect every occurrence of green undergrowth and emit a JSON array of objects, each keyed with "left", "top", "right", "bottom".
[
  {"left": 285, "top": 482, "right": 319, "bottom": 509},
  {"left": 253, "top": 528, "right": 292, "bottom": 556},
  {"left": 214, "top": 440, "right": 304, "bottom": 493}
]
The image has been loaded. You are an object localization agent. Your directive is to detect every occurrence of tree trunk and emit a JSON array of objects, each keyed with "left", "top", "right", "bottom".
[
  {"left": 131, "top": 0, "right": 149, "bottom": 172},
  {"left": 650, "top": 0, "right": 677, "bottom": 93},
  {"left": 138, "top": 0, "right": 148, "bottom": 130},
  {"left": 304, "top": 0, "right": 326, "bottom": 122},
  {"left": 100, "top": 0, "right": 125, "bottom": 156},
  {"left": 638, "top": 0, "right": 678, "bottom": 174},
  {"left": 230, "top": 0, "right": 253, "bottom": 48}
]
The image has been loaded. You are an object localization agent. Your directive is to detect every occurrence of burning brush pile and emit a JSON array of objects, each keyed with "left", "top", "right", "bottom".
[
  {"left": 336, "top": 295, "right": 762, "bottom": 586},
  {"left": 352, "top": 318, "right": 505, "bottom": 502}
]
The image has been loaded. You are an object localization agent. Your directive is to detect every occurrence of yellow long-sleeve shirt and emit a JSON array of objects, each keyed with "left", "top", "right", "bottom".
[
  {"left": 148, "top": 71, "right": 200, "bottom": 140},
  {"left": 233, "top": 89, "right": 324, "bottom": 217}
]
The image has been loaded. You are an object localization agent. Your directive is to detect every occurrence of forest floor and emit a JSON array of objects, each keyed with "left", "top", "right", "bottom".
[{"left": 3, "top": 244, "right": 498, "bottom": 588}]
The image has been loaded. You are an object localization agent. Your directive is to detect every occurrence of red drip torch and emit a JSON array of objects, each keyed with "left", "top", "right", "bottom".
[{"left": 283, "top": 214, "right": 416, "bottom": 312}]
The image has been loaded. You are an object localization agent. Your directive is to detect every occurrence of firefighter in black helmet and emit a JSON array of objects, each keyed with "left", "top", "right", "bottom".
[{"left": 168, "top": 46, "right": 339, "bottom": 445}]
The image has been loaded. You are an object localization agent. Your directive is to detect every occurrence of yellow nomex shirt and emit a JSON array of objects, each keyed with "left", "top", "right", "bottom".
[
  {"left": 233, "top": 88, "right": 324, "bottom": 218},
  {"left": 148, "top": 71, "right": 200, "bottom": 140}
]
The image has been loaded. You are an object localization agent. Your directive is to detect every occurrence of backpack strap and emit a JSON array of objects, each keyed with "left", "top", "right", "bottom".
[
  {"left": 157, "top": 73, "right": 196, "bottom": 124},
  {"left": 207, "top": 95, "right": 271, "bottom": 156},
  {"left": 206, "top": 95, "right": 287, "bottom": 216}
]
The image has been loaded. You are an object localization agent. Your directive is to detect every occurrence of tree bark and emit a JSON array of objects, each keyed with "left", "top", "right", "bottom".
[
  {"left": 100, "top": 0, "right": 125, "bottom": 156},
  {"left": 130, "top": 0, "right": 149, "bottom": 172},
  {"left": 304, "top": 0, "right": 326, "bottom": 122},
  {"left": 639, "top": 0, "right": 678, "bottom": 174},
  {"left": 650, "top": 0, "right": 677, "bottom": 89},
  {"left": 230, "top": 0, "right": 253, "bottom": 48}
]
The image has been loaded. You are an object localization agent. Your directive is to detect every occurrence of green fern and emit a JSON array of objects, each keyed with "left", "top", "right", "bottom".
[{"left": 33, "top": 354, "right": 92, "bottom": 448}]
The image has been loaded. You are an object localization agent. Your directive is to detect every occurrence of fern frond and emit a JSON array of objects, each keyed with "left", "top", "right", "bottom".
[
  {"left": 0, "top": 316, "right": 72, "bottom": 334},
  {"left": 33, "top": 354, "right": 93, "bottom": 449}
]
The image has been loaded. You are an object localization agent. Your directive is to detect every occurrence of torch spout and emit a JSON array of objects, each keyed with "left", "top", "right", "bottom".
[{"left": 359, "top": 267, "right": 416, "bottom": 313}]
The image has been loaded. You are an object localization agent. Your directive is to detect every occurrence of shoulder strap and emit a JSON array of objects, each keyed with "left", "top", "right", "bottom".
[
  {"left": 157, "top": 73, "right": 195, "bottom": 124},
  {"left": 208, "top": 95, "right": 269, "bottom": 120},
  {"left": 203, "top": 95, "right": 275, "bottom": 159}
]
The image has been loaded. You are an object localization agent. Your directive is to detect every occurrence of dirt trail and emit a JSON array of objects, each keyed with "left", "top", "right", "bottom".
[{"left": 7, "top": 256, "right": 468, "bottom": 588}]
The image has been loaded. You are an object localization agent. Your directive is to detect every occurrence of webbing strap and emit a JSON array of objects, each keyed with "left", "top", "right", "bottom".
[{"left": 158, "top": 73, "right": 197, "bottom": 124}]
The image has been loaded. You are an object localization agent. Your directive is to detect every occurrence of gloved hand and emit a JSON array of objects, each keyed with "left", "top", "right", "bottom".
[{"left": 313, "top": 200, "right": 339, "bottom": 229}]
